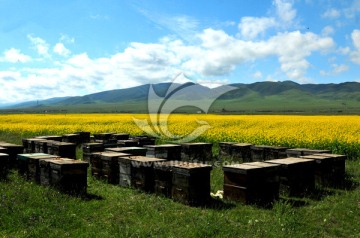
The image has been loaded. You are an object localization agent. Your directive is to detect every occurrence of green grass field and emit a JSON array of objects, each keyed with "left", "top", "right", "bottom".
[{"left": 1, "top": 134, "right": 360, "bottom": 237}]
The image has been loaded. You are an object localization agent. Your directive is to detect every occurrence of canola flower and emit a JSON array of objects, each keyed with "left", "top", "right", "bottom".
[{"left": 0, "top": 114, "right": 359, "bottom": 158}]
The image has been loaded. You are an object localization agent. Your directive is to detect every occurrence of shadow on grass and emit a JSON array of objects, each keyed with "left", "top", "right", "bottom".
[
  {"left": 278, "top": 197, "right": 310, "bottom": 208},
  {"left": 81, "top": 193, "right": 104, "bottom": 201}
]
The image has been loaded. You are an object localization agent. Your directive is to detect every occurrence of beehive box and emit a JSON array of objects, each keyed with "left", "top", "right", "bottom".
[
  {"left": 134, "top": 136, "right": 156, "bottom": 147},
  {"left": 27, "top": 154, "right": 59, "bottom": 183},
  {"left": 22, "top": 139, "right": 30, "bottom": 153},
  {"left": 0, "top": 153, "right": 9, "bottom": 179},
  {"left": 39, "top": 158, "right": 73, "bottom": 186},
  {"left": 26, "top": 138, "right": 47, "bottom": 153},
  {"left": 82, "top": 143, "right": 104, "bottom": 161},
  {"left": 74, "top": 131, "right": 91, "bottom": 143},
  {"left": 93, "top": 133, "right": 114, "bottom": 141},
  {"left": 36, "top": 135, "right": 63, "bottom": 142},
  {"left": 180, "top": 142, "right": 213, "bottom": 163},
  {"left": 146, "top": 144, "right": 182, "bottom": 161},
  {"left": 105, "top": 147, "right": 147, "bottom": 156},
  {"left": 266, "top": 157, "right": 315, "bottom": 197},
  {"left": 264, "top": 146, "right": 288, "bottom": 160},
  {"left": 128, "top": 156, "right": 166, "bottom": 192},
  {"left": 0, "top": 143, "right": 24, "bottom": 169},
  {"left": 118, "top": 156, "right": 133, "bottom": 187},
  {"left": 300, "top": 154, "right": 335, "bottom": 187},
  {"left": 286, "top": 148, "right": 331, "bottom": 157},
  {"left": 49, "top": 158, "right": 89, "bottom": 195},
  {"left": 89, "top": 152, "right": 103, "bottom": 179},
  {"left": 223, "top": 162, "right": 280, "bottom": 205},
  {"left": 100, "top": 152, "right": 131, "bottom": 184},
  {"left": 313, "top": 153, "right": 346, "bottom": 187},
  {"left": 95, "top": 139, "right": 118, "bottom": 148},
  {"left": 62, "top": 134, "right": 82, "bottom": 145},
  {"left": 231, "top": 143, "right": 253, "bottom": 162},
  {"left": 0, "top": 147, "right": 7, "bottom": 154},
  {"left": 117, "top": 139, "right": 139, "bottom": 147},
  {"left": 111, "top": 133, "right": 130, "bottom": 140},
  {"left": 49, "top": 142, "right": 77, "bottom": 159},
  {"left": 36, "top": 140, "right": 55, "bottom": 154},
  {"left": 153, "top": 161, "right": 177, "bottom": 197},
  {"left": 171, "top": 162, "right": 212, "bottom": 205},
  {"left": 250, "top": 145, "right": 267, "bottom": 162},
  {"left": 219, "top": 142, "right": 237, "bottom": 157},
  {"left": 17, "top": 153, "right": 51, "bottom": 177}
]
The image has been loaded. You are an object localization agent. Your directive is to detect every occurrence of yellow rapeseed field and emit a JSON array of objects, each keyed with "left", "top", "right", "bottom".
[{"left": 0, "top": 114, "right": 359, "bottom": 158}]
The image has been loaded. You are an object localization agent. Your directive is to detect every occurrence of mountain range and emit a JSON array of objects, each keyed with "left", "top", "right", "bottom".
[{"left": 1, "top": 81, "right": 360, "bottom": 114}]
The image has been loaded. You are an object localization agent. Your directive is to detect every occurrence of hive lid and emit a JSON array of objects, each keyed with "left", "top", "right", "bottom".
[
  {"left": 223, "top": 163, "right": 264, "bottom": 174},
  {"left": 49, "top": 158, "right": 88, "bottom": 165},
  {"left": 243, "top": 161, "right": 281, "bottom": 169},
  {"left": 100, "top": 152, "right": 132, "bottom": 159},
  {"left": 17, "top": 153, "right": 51, "bottom": 160},
  {"left": 300, "top": 155, "right": 332, "bottom": 161},
  {"left": 232, "top": 143, "right": 253, "bottom": 147},
  {"left": 0, "top": 153, "right": 9, "bottom": 157},
  {"left": 266, "top": 157, "right": 314, "bottom": 165},
  {"left": 181, "top": 142, "right": 212, "bottom": 146},
  {"left": 128, "top": 156, "right": 166, "bottom": 162},
  {"left": 312, "top": 153, "right": 346, "bottom": 159}
]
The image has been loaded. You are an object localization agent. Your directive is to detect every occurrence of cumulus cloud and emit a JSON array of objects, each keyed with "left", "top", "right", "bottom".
[
  {"left": 350, "top": 29, "right": 360, "bottom": 64},
  {"left": 53, "top": 43, "right": 71, "bottom": 57},
  {"left": 274, "top": 0, "right": 297, "bottom": 23},
  {"left": 321, "top": 26, "right": 335, "bottom": 36},
  {"left": 320, "top": 64, "right": 350, "bottom": 76},
  {"left": 322, "top": 9, "right": 341, "bottom": 19},
  {"left": 253, "top": 71, "right": 263, "bottom": 79},
  {"left": 238, "top": 17, "right": 277, "bottom": 39},
  {"left": 28, "top": 35, "right": 50, "bottom": 57},
  {"left": 1, "top": 48, "right": 31, "bottom": 63}
]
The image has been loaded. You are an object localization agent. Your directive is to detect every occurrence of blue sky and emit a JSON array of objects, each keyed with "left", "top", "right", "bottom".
[{"left": 0, "top": 0, "right": 360, "bottom": 103}]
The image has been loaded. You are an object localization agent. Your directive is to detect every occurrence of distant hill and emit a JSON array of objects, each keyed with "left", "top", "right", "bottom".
[{"left": 2, "top": 81, "right": 360, "bottom": 114}]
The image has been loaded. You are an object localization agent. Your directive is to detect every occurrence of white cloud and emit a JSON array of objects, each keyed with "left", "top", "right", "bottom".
[
  {"left": 53, "top": 43, "right": 71, "bottom": 57},
  {"left": 320, "top": 64, "right": 350, "bottom": 76},
  {"left": 321, "top": 26, "right": 335, "bottom": 36},
  {"left": 350, "top": 29, "right": 360, "bottom": 64},
  {"left": 1, "top": 48, "right": 31, "bottom": 63},
  {"left": 274, "top": 0, "right": 297, "bottom": 23},
  {"left": 238, "top": 17, "right": 277, "bottom": 39},
  {"left": 253, "top": 71, "right": 263, "bottom": 79},
  {"left": 27, "top": 35, "right": 50, "bottom": 57},
  {"left": 197, "top": 79, "right": 230, "bottom": 88},
  {"left": 322, "top": 9, "right": 341, "bottom": 19}
]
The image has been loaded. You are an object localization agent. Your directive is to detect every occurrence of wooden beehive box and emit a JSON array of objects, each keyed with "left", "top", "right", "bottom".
[
  {"left": 231, "top": 143, "right": 252, "bottom": 162},
  {"left": 219, "top": 142, "right": 236, "bottom": 157},
  {"left": 105, "top": 147, "right": 147, "bottom": 156},
  {"left": 39, "top": 158, "right": 73, "bottom": 186},
  {"left": 100, "top": 152, "right": 131, "bottom": 184},
  {"left": 313, "top": 153, "right": 346, "bottom": 187},
  {"left": 153, "top": 161, "right": 178, "bottom": 197},
  {"left": 250, "top": 145, "right": 267, "bottom": 161},
  {"left": 49, "top": 158, "right": 89, "bottom": 195},
  {"left": 300, "top": 154, "right": 335, "bottom": 187},
  {"left": 74, "top": 131, "right": 91, "bottom": 143},
  {"left": 49, "top": 142, "right": 77, "bottom": 159},
  {"left": 117, "top": 139, "right": 139, "bottom": 147},
  {"left": 118, "top": 156, "right": 133, "bottom": 187},
  {"left": 223, "top": 162, "right": 280, "bottom": 205},
  {"left": 146, "top": 144, "right": 182, "bottom": 161},
  {"left": 82, "top": 143, "right": 104, "bottom": 161},
  {"left": 0, "top": 147, "right": 7, "bottom": 154},
  {"left": 89, "top": 152, "right": 103, "bottom": 179},
  {"left": 264, "top": 146, "right": 288, "bottom": 160},
  {"left": 22, "top": 139, "right": 30, "bottom": 153},
  {"left": 17, "top": 153, "right": 51, "bottom": 177},
  {"left": 0, "top": 143, "right": 24, "bottom": 169},
  {"left": 266, "top": 157, "right": 315, "bottom": 197},
  {"left": 128, "top": 156, "right": 166, "bottom": 192},
  {"left": 171, "top": 162, "right": 212, "bottom": 205},
  {"left": 0, "top": 153, "right": 9, "bottom": 180},
  {"left": 180, "top": 142, "right": 213, "bottom": 163},
  {"left": 96, "top": 139, "right": 118, "bottom": 148},
  {"left": 111, "top": 133, "right": 130, "bottom": 140},
  {"left": 36, "top": 135, "right": 63, "bottom": 142},
  {"left": 27, "top": 154, "right": 59, "bottom": 183},
  {"left": 134, "top": 136, "right": 156, "bottom": 147},
  {"left": 286, "top": 148, "right": 331, "bottom": 157},
  {"left": 27, "top": 138, "right": 47, "bottom": 153},
  {"left": 93, "top": 133, "right": 115, "bottom": 141},
  {"left": 62, "top": 134, "right": 82, "bottom": 145}
]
